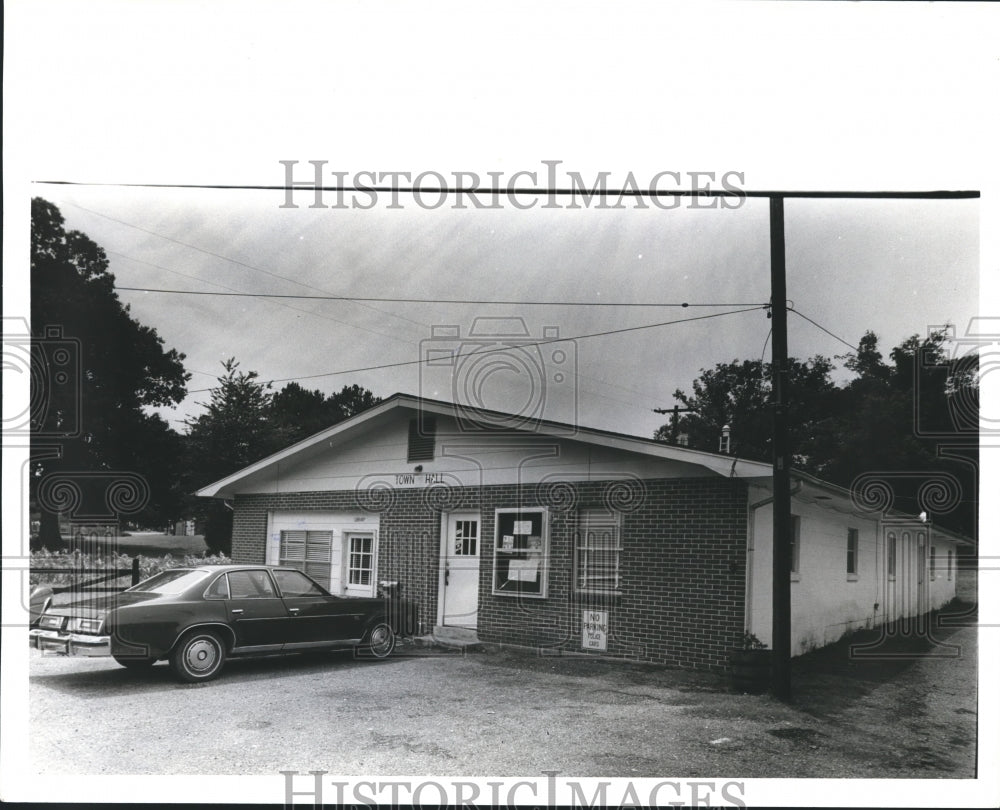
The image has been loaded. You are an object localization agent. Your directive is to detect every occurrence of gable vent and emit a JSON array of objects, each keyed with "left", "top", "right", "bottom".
[{"left": 407, "top": 416, "right": 436, "bottom": 462}]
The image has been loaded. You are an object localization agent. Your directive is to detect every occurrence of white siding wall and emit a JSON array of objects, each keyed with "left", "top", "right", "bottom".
[
  {"left": 267, "top": 511, "right": 379, "bottom": 596},
  {"left": 747, "top": 486, "right": 960, "bottom": 656},
  {"left": 232, "top": 413, "right": 716, "bottom": 495}
]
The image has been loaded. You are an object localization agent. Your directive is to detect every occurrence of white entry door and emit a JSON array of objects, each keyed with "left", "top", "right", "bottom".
[
  {"left": 442, "top": 513, "right": 480, "bottom": 629},
  {"left": 343, "top": 532, "right": 377, "bottom": 598}
]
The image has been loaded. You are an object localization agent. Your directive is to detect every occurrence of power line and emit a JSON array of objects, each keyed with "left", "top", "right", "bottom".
[
  {"left": 37, "top": 179, "right": 981, "bottom": 200},
  {"left": 184, "top": 306, "right": 763, "bottom": 394},
  {"left": 760, "top": 327, "right": 772, "bottom": 367},
  {"left": 109, "top": 250, "right": 419, "bottom": 348},
  {"left": 789, "top": 308, "right": 857, "bottom": 351},
  {"left": 116, "top": 285, "right": 762, "bottom": 308},
  {"left": 102, "top": 243, "right": 717, "bottom": 412},
  {"left": 63, "top": 202, "right": 431, "bottom": 332}
]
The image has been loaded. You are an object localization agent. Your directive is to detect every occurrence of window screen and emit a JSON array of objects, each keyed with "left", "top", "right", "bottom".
[{"left": 575, "top": 509, "right": 621, "bottom": 594}]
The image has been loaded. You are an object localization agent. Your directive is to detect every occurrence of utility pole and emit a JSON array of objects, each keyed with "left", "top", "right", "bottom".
[
  {"left": 652, "top": 404, "right": 694, "bottom": 445},
  {"left": 770, "top": 194, "right": 792, "bottom": 700}
]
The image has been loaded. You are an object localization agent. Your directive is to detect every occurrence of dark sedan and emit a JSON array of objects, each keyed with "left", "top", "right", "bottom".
[{"left": 29, "top": 565, "right": 411, "bottom": 682}]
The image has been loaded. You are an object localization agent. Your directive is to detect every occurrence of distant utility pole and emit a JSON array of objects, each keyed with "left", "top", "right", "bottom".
[
  {"left": 652, "top": 404, "right": 695, "bottom": 446},
  {"left": 770, "top": 195, "right": 792, "bottom": 700}
]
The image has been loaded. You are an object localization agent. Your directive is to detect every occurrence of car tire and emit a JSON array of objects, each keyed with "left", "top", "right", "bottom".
[
  {"left": 361, "top": 621, "right": 395, "bottom": 659},
  {"left": 113, "top": 654, "right": 156, "bottom": 669},
  {"left": 170, "top": 629, "right": 226, "bottom": 682}
]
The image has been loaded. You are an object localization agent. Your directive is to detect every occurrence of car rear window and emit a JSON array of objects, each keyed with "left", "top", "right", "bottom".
[{"left": 128, "top": 569, "right": 210, "bottom": 594}]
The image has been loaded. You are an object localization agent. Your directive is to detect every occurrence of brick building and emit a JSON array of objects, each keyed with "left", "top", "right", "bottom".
[{"left": 196, "top": 394, "right": 970, "bottom": 670}]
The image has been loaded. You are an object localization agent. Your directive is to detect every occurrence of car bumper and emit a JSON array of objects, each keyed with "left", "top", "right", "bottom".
[{"left": 29, "top": 628, "right": 111, "bottom": 657}]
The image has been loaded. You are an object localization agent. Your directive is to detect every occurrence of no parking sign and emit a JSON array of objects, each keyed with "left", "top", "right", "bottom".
[{"left": 581, "top": 609, "right": 608, "bottom": 651}]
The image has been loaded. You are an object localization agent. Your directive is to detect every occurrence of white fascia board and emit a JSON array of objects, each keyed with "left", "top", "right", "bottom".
[
  {"left": 194, "top": 398, "right": 402, "bottom": 498},
  {"left": 194, "top": 392, "right": 771, "bottom": 498}
]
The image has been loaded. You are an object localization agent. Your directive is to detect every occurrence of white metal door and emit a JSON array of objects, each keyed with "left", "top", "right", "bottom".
[{"left": 442, "top": 514, "right": 480, "bottom": 629}]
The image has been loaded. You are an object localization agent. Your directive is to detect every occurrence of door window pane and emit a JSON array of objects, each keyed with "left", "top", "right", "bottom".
[
  {"left": 228, "top": 570, "right": 276, "bottom": 599},
  {"left": 274, "top": 568, "right": 326, "bottom": 598},
  {"left": 454, "top": 520, "right": 479, "bottom": 556},
  {"left": 348, "top": 535, "right": 374, "bottom": 586}
]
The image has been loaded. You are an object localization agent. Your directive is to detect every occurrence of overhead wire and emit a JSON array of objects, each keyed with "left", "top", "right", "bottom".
[
  {"left": 185, "top": 306, "right": 764, "bottom": 394},
  {"left": 115, "top": 285, "right": 762, "bottom": 308},
  {"left": 64, "top": 201, "right": 431, "bottom": 331},
  {"left": 788, "top": 307, "right": 857, "bottom": 352}
]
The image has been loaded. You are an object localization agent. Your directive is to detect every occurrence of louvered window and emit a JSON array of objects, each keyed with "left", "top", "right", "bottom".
[
  {"left": 407, "top": 417, "right": 436, "bottom": 462},
  {"left": 574, "top": 509, "right": 622, "bottom": 595},
  {"left": 279, "top": 530, "right": 333, "bottom": 585}
]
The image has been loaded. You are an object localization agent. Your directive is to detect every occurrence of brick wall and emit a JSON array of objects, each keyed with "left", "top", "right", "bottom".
[{"left": 231, "top": 476, "right": 748, "bottom": 670}]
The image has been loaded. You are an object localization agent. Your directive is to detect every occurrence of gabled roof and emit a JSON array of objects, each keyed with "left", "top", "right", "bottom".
[
  {"left": 193, "top": 392, "right": 975, "bottom": 547},
  {"left": 195, "top": 392, "right": 773, "bottom": 498}
]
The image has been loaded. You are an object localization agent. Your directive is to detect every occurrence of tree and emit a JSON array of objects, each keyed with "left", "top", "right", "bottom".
[
  {"left": 183, "top": 359, "right": 274, "bottom": 554},
  {"left": 267, "top": 382, "right": 382, "bottom": 449},
  {"left": 822, "top": 329, "right": 978, "bottom": 537},
  {"left": 30, "top": 198, "right": 189, "bottom": 549},
  {"left": 656, "top": 329, "right": 978, "bottom": 538},
  {"left": 184, "top": 363, "right": 382, "bottom": 554},
  {"left": 654, "top": 356, "right": 837, "bottom": 466}
]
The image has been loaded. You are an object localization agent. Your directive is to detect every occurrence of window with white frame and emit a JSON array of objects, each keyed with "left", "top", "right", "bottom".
[
  {"left": 280, "top": 530, "right": 333, "bottom": 584},
  {"left": 347, "top": 534, "right": 374, "bottom": 587},
  {"left": 493, "top": 507, "right": 549, "bottom": 597},
  {"left": 916, "top": 533, "right": 925, "bottom": 585},
  {"left": 575, "top": 508, "right": 622, "bottom": 595},
  {"left": 847, "top": 528, "right": 859, "bottom": 576},
  {"left": 790, "top": 515, "right": 801, "bottom": 576}
]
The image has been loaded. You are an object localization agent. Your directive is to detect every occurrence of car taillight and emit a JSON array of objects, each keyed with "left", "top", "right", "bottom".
[
  {"left": 39, "top": 615, "right": 66, "bottom": 630},
  {"left": 67, "top": 617, "right": 105, "bottom": 634}
]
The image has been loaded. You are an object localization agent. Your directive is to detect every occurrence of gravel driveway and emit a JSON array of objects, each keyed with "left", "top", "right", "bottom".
[{"left": 28, "top": 617, "right": 977, "bottom": 779}]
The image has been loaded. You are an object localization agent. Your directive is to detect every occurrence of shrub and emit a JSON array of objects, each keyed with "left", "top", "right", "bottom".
[
  {"left": 738, "top": 632, "right": 768, "bottom": 650},
  {"left": 29, "top": 548, "right": 232, "bottom": 588}
]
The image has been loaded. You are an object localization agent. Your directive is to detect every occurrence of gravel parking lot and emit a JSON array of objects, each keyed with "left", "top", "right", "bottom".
[{"left": 28, "top": 619, "right": 977, "bottom": 779}]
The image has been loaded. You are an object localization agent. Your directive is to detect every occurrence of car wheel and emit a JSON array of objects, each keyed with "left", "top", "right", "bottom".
[
  {"left": 170, "top": 629, "right": 226, "bottom": 682},
  {"left": 113, "top": 654, "right": 156, "bottom": 669},
  {"left": 362, "top": 621, "right": 395, "bottom": 659}
]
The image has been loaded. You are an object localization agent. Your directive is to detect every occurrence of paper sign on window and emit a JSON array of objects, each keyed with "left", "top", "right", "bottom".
[
  {"left": 513, "top": 520, "right": 532, "bottom": 535},
  {"left": 508, "top": 558, "right": 539, "bottom": 582}
]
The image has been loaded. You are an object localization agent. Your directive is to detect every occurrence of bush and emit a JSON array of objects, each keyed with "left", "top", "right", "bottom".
[{"left": 29, "top": 548, "right": 232, "bottom": 588}]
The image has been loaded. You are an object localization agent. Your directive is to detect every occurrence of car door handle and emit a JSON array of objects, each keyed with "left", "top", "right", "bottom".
[
  {"left": 231, "top": 608, "right": 244, "bottom": 614},
  {"left": 289, "top": 607, "right": 300, "bottom": 614}
]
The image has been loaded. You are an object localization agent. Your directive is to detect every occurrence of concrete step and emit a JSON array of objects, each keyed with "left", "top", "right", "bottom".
[{"left": 429, "top": 625, "right": 483, "bottom": 650}]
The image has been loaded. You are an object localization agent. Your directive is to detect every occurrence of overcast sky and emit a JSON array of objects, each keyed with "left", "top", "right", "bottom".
[{"left": 32, "top": 185, "right": 978, "bottom": 439}]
